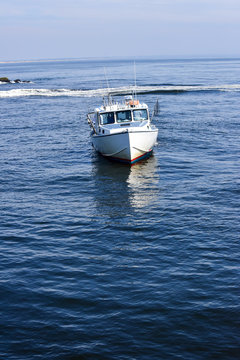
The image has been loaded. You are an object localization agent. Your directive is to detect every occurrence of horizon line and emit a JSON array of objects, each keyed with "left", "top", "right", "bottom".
[{"left": 1, "top": 54, "right": 240, "bottom": 64}]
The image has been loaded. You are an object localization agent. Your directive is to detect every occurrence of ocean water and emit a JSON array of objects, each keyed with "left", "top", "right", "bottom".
[{"left": 0, "top": 58, "right": 239, "bottom": 360}]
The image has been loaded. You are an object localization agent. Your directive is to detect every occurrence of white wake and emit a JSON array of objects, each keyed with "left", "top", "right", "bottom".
[{"left": 1, "top": 84, "right": 240, "bottom": 98}]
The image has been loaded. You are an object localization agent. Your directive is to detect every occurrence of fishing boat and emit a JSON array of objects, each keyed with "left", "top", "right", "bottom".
[{"left": 87, "top": 94, "right": 159, "bottom": 165}]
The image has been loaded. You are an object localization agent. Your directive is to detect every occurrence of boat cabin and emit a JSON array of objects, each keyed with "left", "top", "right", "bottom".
[
  {"left": 87, "top": 97, "right": 152, "bottom": 136},
  {"left": 95, "top": 96, "right": 149, "bottom": 126},
  {"left": 99, "top": 108, "right": 148, "bottom": 125}
]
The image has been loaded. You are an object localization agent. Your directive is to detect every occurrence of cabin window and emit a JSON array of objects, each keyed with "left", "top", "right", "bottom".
[
  {"left": 116, "top": 110, "right": 132, "bottom": 123},
  {"left": 99, "top": 112, "right": 115, "bottom": 125},
  {"left": 133, "top": 109, "right": 148, "bottom": 121}
]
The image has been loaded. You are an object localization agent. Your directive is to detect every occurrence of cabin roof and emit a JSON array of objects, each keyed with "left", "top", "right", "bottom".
[{"left": 96, "top": 102, "right": 148, "bottom": 113}]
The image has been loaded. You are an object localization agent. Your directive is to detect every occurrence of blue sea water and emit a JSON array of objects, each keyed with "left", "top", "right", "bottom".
[{"left": 0, "top": 57, "right": 239, "bottom": 360}]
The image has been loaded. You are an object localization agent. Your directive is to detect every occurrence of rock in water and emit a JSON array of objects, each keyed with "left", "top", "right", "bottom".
[
  {"left": 0, "top": 77, "right": 31, "bottom": 83},
  {"left": 0, "top": 77, "right": 10, "bottom": 83}
]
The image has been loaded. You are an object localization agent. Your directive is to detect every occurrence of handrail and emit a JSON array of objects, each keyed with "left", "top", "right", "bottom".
[{"left": 87, "top": 114, "right": 97, "bottom": 134}]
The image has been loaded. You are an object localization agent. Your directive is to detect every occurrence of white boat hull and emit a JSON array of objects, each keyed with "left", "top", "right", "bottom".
[{"left": 92, "top": 129, "right": 158, "bottom": 164}]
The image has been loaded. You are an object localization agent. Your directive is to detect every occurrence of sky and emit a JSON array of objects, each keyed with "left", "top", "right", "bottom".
[{"left": 1, "top": 0, "right": 240, "bottom": 61}]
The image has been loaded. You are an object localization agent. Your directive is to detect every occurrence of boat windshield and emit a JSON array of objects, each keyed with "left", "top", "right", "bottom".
[
  {"left": 133, "top": 109, "right": 148, "bottom": 121},
  {"left": 99, "top": 112, "right": 115, "bottom": 125},
  {"left": 116, "top": 110, "right": 132, "bottom": 123}
]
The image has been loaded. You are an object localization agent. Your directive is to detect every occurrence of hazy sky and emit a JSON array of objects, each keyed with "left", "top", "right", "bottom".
[{"left": 1, "top": 0, "right": 240, "bottom": 61}]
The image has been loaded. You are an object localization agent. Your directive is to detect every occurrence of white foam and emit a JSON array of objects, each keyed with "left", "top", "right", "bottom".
[{"left": 0, "top": 84, "right": 240, "bottom": 98}]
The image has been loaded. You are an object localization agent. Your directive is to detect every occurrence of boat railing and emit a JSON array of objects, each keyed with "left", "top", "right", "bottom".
[{"left": 87, "top": 113, "right": 97, "bottom": 134}]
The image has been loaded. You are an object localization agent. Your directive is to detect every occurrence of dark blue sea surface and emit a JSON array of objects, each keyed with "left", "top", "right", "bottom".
[{"left": 0, "top": 58, "right": 239, "bottom": 359}]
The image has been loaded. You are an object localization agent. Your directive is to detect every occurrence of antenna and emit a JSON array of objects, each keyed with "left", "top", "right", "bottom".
[
  {"left": 133, "top": 61, "right": 137, "bottom": 100},
  {"left": 104, "top": 67, "right": 112, "bottom": 105}
]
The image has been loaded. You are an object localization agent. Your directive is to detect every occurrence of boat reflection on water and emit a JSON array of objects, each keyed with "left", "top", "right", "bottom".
[
  {"left": 126, "top": 156, "right": 159, "bottom": 209},
  {"left": 92, "top": 154, "right": 160, "bottom": 219}
]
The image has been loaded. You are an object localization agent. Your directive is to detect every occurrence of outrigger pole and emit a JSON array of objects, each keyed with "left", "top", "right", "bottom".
[{"left": 151, "top": 99, "right": 160, "bottom": 122}]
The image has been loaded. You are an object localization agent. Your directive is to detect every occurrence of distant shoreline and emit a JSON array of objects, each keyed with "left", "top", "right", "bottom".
[
  {"left": 1, "top": 56, "right": 240, "bottom": 65},
  {"left": 0, "top": 59, "right": 78, "bottom": 64}
]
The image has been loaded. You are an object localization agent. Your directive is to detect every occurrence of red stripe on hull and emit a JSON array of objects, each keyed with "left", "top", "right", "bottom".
[{"left": 107, "top": 150, "right": 153, "bottom": 165}]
